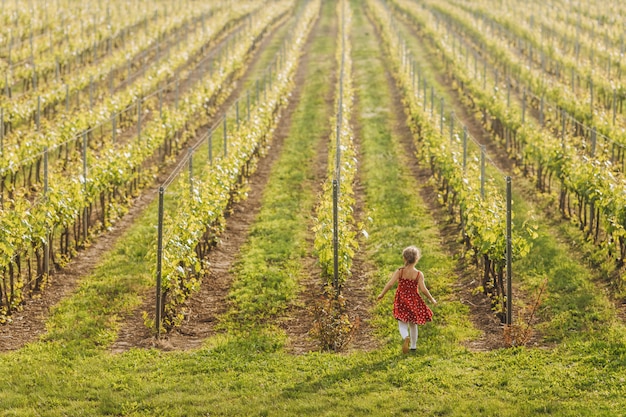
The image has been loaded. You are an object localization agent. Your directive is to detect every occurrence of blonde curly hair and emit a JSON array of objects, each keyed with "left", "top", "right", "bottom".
[{"left": 402, "top": 246, "right": 421, "bottom": 265}]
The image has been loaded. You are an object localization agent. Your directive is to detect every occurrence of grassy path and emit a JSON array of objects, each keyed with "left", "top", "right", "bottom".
[{"left": 351, "top": 0, "right": 471, "bottom": 353}]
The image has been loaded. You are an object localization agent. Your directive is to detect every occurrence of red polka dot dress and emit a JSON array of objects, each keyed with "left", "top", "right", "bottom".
[{"left": 393, "top": 267, "right": 433, "bottom": 325}]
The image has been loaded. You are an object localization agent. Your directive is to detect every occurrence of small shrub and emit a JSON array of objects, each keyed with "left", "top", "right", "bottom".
[
  {"left": 309, "top": 288, "right": 359, "bottom": 352},
  {"left": 503, "top": 278, "right": 548, "bottom": 347},
  {"left": 503, "top": 322, "right": 533, "bottom": 347}
]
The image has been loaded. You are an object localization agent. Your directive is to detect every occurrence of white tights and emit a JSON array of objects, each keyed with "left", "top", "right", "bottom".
[{"left": 398, "top": 320, "right": 418, "bottom": 349}]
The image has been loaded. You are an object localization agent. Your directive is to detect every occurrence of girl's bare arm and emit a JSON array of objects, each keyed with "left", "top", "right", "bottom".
[
  {"left": 377, "top": 270, "right": 400, "bottom": 301},
  {"left": 418, "top": 272, "right": 437, "bottom": 304}
]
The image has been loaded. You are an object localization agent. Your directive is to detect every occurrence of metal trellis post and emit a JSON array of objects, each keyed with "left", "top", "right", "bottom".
[
  {"left": 506, "top": 176, "right": 512, "bottom": 326},
  {"left": 155, "top": 187, "right": 164, "bottom": 338}
]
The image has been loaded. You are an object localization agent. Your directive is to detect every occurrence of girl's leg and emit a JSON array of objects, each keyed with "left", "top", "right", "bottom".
[
  {"left": 398, "top": 320, "right": 410, "bottom": 353},
  {"left": 398, "top": 320, "right": 409, "bottom": 339},
  {"left": 409, "top": 322, "right": 418, "bottom": 349}
]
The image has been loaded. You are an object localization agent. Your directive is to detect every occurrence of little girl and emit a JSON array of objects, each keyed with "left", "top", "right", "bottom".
[{"left": 377, "top": 246, "right": 437, "bottom": 353}]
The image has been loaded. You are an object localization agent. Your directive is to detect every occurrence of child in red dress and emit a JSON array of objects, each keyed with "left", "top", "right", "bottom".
[{"left": 377, "top": 246, "right": 437, "bottom": 353}]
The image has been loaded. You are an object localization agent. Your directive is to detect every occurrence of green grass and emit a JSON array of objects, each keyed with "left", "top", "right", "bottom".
[
  {"left": 0, "top": 1, "right": 626, "bottom": 416},
  {"left": 2, "top": 338, "right": 625, "bottom": 416}
]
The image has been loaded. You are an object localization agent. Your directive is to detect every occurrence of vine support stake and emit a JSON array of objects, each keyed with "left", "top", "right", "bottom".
[
  {"left": 430, "top": 85, "right": 434, "bottom": 117},
  {"left": 247, "top": 90, "right": 250, "bottom": 122},
  {"left": 462, "top": 127, "right": 468, "bottom": 170},
  {"left": 522, "top": 89, "right": 526, "bottom": 124},
  {"left": 175, "top": 78, "right": 179, "bottom": 111},
  {"left": 474, "top": 52, "right": 477, "bottom": 79},
  {"left": 109, "top": 67, "right": 114, "bottom": 95},
  {"left": 112, "top": 113, "right": 116, "bottom": 143},
  {"left": 417, "top": 68, "right": 421, "bottom": 97},
  {"left": 591, "top": 127, "right": 597, "bottom": 157},
  {"left": 494, "top": 69, "right": 499, "bottom": 92},
  {"left": 33, "top": 62, "right": 37, "bottom": 91},
  {"left": 480, "top": 145, "right": 486, "bottom": 199},
  {"left": 483, "top": 59, "right": 487, "bottom": 90},
  {"left": 208, "top": 130, "right": 213, "bottom": 165},
  {"left": 236, "top": 100, "right": 240, "bottom": 130},
  {"left": 137, "top": 98, "right": 142, "bottom": 144},
  {"left": 36, "top": 96, "right": 41, "bottom": 130},
  {"left": 82, "top": 132, "right": 88, "bottom": 242},
  {"left": 332, "top": 179, "right": 339, "bottom": 294},
  {"left": 589, "top": 76, "right": 594, "bottom": 119},
  {"left": 44, "top": 146, "right": 49, "bottom": 194},
  {"left": 449, "top": 111, "right": 455, "bottom": 144},
  {"left": 44, "top": 146, "right": 49, "bottom": 277},
  {"left": 188, "top": 147, "right": 193, "bottom": 196},
  {"left": 83, "top": 132, "right": 88, "bottom": 179},
  {"left": 507, "top": 78, "right": 510, "bottom": 108},
  {"left": 440, "top": 98, "right": 445, "bottom": 135},
  {"left": 561, "top": 110, "right": 566, "bottom": 149},
  {"left": 336, "top": 108, "right": 341, "bottom": 193},
  {"left": 0, "top": 108, "right": 3, "bottom": 154},
  {"left": 155, "top": 187, "right": 164, "bottom": 339},
  {"left": 506, "top": 176, "right": 512, "bottom": 326},
  {"left": 223, "top": 116, "right": 227, "bottom": 157},
  {"left": 159, "top": 89, "right": 163, "bottom": 119},
  {"left": 613, "top": 88, "right": 617, "bottom": 126}
]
